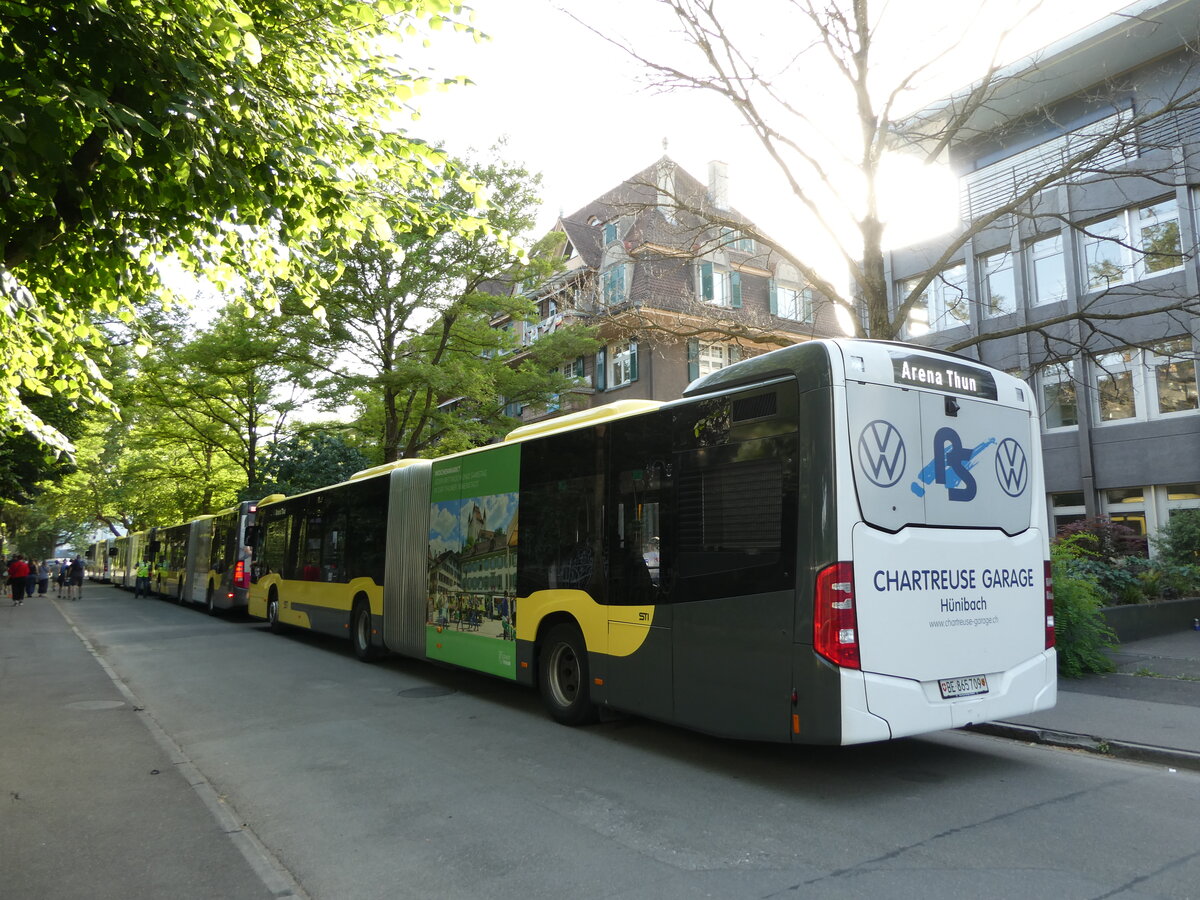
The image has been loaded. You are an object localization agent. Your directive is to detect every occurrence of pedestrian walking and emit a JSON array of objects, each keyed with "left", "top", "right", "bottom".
[
  {"left": 54, "top": 559, "right": 67, "bottom": 597},
  {"left": 67, "top": 556, "right": 85, "bottom": 601},
  {"left": 8, "top": 555, "right": 30, "bottom": 606},
  {"left": 24, "top": 559, "right": 39, "bottom": 599},
  {"left": 36, "top": 559, "right": 50, "bottom": 595}
]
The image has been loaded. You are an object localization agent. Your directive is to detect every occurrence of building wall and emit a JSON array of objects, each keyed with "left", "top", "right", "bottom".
[{"left": 886, "top": 42, "right": 1200, "bottom": 545}]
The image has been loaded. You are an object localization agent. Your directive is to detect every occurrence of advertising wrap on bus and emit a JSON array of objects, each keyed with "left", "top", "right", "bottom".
[{"left": 840, "top": 343, "right": 1054, "bottom": 739}]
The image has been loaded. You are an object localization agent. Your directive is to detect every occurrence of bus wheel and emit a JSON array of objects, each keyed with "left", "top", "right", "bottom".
[
  {"left": 538, "top": 623, "right": 598, "bottom": 726},
  {"left": 267, "top": 593, "right": 282, "bottom": 634},
  {"left": 351, "top": 601, "right": 377, "bottom": 662}
]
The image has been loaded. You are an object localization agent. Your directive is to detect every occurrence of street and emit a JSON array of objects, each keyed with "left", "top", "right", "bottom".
[{"left": 57, "top": 586, "right": 1200, "bottom": 899}]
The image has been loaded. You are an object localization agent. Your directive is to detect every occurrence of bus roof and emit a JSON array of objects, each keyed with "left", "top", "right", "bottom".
[{"left": 503, "top": 399, "right": 662, "bottom": 443}]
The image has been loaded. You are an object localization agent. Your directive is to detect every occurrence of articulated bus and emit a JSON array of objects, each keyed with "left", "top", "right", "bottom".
[
  {"left": 247, "top": 339, "right": 1056, "bottom": 745},
  {"left": 86, "top": 539, "right": 115, "bottom": 582},
  {"left": 112, "top": 531, "right": 147, "bottom": 589},
  {"left": 119, "top": 501, "right": 257, "bottom": 614}
]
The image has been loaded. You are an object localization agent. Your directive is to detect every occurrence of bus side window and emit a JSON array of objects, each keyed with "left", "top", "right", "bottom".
[
  {"left": 609, "top": 410, "right": 673, "bottom": 606},
  {"left": 517, "top": 428, "right": 605, "bottom": 602}
]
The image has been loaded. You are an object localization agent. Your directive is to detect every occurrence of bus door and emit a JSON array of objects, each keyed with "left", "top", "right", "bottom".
[
  {"left": 844, "top": 347, "right": 1046, "bottom": 723},
  {"left": 604, "top": 416, "right": 673, "bottom": 723}
]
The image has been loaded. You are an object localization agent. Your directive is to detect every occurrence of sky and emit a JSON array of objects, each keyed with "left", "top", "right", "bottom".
[{"left": 403, "top": 0, "right": 1119, "bottom": 279}]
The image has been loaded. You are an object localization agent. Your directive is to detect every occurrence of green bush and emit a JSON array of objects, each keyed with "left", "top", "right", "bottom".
[
  {"left": 1152, "top": 509, "right": 1200, "bottom": 567},
  {"left": 1051, "top": 536, "right": 1118, "bottom": 677}
]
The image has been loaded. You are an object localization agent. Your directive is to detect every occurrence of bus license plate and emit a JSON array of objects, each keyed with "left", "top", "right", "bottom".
[{"left": 939, "top": 675, "right": 988, "bottom": 699}]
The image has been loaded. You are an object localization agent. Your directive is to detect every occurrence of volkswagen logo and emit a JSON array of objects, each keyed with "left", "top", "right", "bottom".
[
  {"left": 858, "top": 420, "right": 907, "bottom": 488},
  {"left": 994, "top": 438, "right": 1028, "bottom": 497}
]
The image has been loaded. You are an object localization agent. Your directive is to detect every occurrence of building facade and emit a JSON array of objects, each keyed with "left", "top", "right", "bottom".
[
  {"left": 492, "top": 156, "right": 842, "bottom": 422},
  {"left": 885, "top": 0, "right": 1200, "bottom": 548}
]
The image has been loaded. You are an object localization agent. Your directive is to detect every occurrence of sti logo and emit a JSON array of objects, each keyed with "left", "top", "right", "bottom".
[
  {"left": 995, "top": 438, "right": 1029, "bottom": 497},
  {"left": 857, "top": 420, "right": 907, "bottom": 488}
]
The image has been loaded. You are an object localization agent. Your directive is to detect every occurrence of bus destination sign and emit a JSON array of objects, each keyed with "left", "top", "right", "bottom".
[{"left": 889, "top": 353, "right": 998, "bottom": 400}]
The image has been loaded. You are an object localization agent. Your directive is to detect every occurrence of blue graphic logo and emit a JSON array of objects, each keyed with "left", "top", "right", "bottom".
[
  {"left": 995, "top": 438, "right": 1029, "bottom": 496},
  {"left": 912, "top": 430, "right": 996, "bottom": 501},
  {"left": 858, "top": 420, "right": 906, "bottom": 488}
]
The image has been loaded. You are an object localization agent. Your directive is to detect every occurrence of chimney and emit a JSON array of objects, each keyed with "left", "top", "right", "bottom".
[{"left": 708, "top": 160, "right": 729, "bottom": 210}]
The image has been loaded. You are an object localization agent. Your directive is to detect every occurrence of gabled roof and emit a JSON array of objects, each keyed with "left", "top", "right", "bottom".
[{"left": 557, "top": 156, "right": 756, "bottom": 269}]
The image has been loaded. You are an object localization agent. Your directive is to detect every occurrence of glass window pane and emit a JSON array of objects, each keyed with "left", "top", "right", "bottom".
[
  {"left": 1155, "top": 354, "right": 1198, "bottom": 414},
  {"left": 983, "top": 251, "right": 1016, "bottom": 316},
  {"left": 1097, "top": 369, "right": 1136, "bottom": 420},
  {"left": 1139, "top": 199, "right": 1182, "bottom": 273},
  {"left": 937, "top": 265, "right": 970, "bottom": 327},
  {"left": 902, "top": 278, "right": 930, "bottom": 337},
  {"left": 1106, "top": 488, "right": 1144, "bottom": 504},
  {"left": 1052, "top": 492, "right": 1086, "bottom": 508},
  {"left": 1167, "top": 483, "right": 1200, "bottom": 501},
  {"left": 1083, "top": 216, "right": 1128, "bottom": 289},
  {"left": 1042, "top": 380, "right": 1078, "bottom": 427},
  {"left": 1030, "top": 235, "right": 1067, "bottom": 305}
]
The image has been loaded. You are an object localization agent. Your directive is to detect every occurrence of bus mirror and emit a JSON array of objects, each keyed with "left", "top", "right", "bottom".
[
  {"left": 148, "top": 540, "right": 161, "bottom": 556},
  {"left": 109, "top": 547, "right": 120, "bottom": 557}
]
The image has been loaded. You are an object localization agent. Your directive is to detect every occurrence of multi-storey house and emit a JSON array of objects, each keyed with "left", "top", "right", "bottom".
[
  {"left": 885, "top": 0, "right": 1200, "bottom": 547},
  {"left": 492, "top": 156, "right": 843, "bottom": 422}
]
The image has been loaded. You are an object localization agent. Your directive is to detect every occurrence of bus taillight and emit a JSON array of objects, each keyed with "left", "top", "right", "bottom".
[
  {"left": 1044, "top": 561, "right": 1056, "bottom": 649},
  {"left": 814, "top": 562, "right": 860, "bottom": 669},
  {"left": 234, "top": 560, "right": 248, "bottom": 589}
]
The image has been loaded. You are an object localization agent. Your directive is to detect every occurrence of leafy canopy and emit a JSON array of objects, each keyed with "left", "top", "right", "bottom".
[{"left": 0, "top": 0, "right": 486, "bottom": 452}]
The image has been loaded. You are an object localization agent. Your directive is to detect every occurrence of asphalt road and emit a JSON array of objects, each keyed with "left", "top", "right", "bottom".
[{"left": 60, "top": 586, "right": 1200, "bottom": 900}]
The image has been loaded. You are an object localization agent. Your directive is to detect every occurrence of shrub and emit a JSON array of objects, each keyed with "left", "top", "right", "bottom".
[
  {"left": 1051, "top": 535, "right": 1117, "bottom": 677},
  {"left": 1056, "top": 517, "right": 1147, "bottom": 560},
  {"left": 1152, "top": 509, "right": 1200, "bottom": 567}
]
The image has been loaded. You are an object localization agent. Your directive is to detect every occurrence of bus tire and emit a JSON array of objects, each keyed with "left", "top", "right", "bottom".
[
  {"left": 351, "top": 600, "right": 377, "bottom": 662},
  {"left": 538, "top": 623, "right": 598, "bottom": 726},
  {"left": 267, "top": 591, "right": 282, "bottom": 634}
]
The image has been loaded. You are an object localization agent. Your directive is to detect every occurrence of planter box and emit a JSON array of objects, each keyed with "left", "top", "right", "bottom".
[{"left": 1101, "top": 596, "right": 1200, "bottom": 643}]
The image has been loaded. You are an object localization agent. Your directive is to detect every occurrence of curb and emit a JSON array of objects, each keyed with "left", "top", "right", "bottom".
[{"left": 968, "top": 721, "right": 1200, "bottom": 773}]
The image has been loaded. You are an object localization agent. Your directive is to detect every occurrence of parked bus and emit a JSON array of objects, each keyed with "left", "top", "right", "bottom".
[
  {"left": 86, "top": 539, "right": 114, "bottom": 582},
  {"left": 130, "top": 502, "right": 257, "bottom": 614},
  {"left": 247, "top": 339, "right": 1056, "bottom": 745},
  {"left": 111, "top": 531, "right": 148, "bottom": 589},
  {"left": 204, "top": 501, "right": 257, "bottom": 614}
]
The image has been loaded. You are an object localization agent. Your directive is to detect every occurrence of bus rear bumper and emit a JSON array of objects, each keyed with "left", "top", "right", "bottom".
[{"left": 842, "top": 650, "right": 1057, "bottom": 744}]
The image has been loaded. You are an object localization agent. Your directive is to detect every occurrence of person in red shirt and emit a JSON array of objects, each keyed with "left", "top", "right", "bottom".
[{"left": 8, "top": 555, "right": 30, "bottom": 606}]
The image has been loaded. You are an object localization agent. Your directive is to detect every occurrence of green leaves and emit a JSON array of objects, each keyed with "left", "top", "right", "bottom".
[{"left": 1, "top": 0, "right": 484, "bottom": 452}]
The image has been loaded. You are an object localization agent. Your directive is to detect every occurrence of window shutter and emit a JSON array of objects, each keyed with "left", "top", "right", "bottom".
[
  {"left": 699, "top": 261, "right": 713, "bottom": 302},
  {"left": 768, "top": 279, "right": 778, "bottom": 315},
  {"left": 687, "top": 339, "right": 700, "bottom": 382},
  {"left": 629, "top": 340, "right": 639, "bottom": 382},
  {"left": 603, "top": 222, "right": 617, "bottom": 244},
  {"left": 731, "top": 271, "right": 742, "bottom": 308},
  {"left": 595, "top": 348, "right": 607, "bottom": 391}
]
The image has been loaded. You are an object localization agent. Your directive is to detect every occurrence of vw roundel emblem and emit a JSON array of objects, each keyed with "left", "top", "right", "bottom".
[
  {"left": 994, "top": 438, "right": 1028, "bottom": 497},
  {"left": 857, "top": 420, "right": 907, "bottom": 488}
]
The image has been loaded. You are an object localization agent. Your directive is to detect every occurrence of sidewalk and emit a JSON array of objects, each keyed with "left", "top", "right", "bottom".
[
  {"left": 975, "top": 628, "right": 1200, "bottom": 771},
  {"left": 0, "top": 592, "right": 285, "bottom": 900}
]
